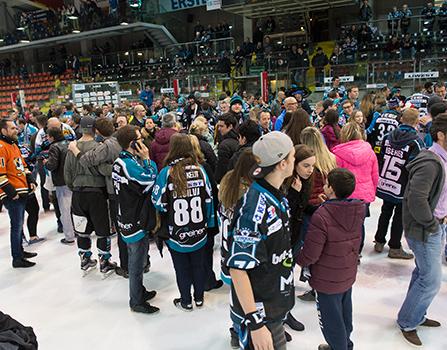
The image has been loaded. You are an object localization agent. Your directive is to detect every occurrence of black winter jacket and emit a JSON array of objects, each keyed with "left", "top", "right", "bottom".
[
  {"left": 46, "top": 138, "right": 69, "bottom": 186},
  {"left": 216, "top": 129, "right": 239, "bottom": 183}
]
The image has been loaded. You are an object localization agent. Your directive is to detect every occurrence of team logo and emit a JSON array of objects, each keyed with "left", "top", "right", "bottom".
[
  {"left": 266, "top": 206, "right": 277, "bottom": 223},
  {"left": 234, "top": 228, "right": 260, "bottom": 249}
]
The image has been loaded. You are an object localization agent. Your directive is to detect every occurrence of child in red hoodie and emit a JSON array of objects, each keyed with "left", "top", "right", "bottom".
[{"left": 297, "top": 168, "right": 365, "bottom": 350}]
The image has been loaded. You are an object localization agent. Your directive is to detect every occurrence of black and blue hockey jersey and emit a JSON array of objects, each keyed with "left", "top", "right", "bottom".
[
  {"left": 152, "top": 163, "right": 215, "bottom": 253},
  {"left": 112, "top": 150, "right": 158, "bottom": 243},
  {"left": 225, "top": 179, "right": 295, "bottom": 327}
]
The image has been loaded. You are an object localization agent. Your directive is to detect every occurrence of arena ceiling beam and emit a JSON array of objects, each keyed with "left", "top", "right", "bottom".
[
  {"left": 222, "top": 0, "right": 356, "bottom": 18},
  {"left": 0, "top": 22, "right": 178, "bottom": 54},
  {"left": 0, "top": 0, "right": 47, "bottom": 11}
]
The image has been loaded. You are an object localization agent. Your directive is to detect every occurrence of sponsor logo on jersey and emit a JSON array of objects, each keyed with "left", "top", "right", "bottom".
[
  {"left": 267, "top": 219, "right": 283, "bottom": 235},
  {"left": 280, "top": 271, "right": 294, "bottom": 292},
  {"left": 253, "top": 196, "right": 266, "bottom": 223},
  {"left": 176, "top": 227, "right": 206, "bottom": 243},
  {"left": 272, "top": 249, "right": 293, "bottom": 265},
  {"left": 266, "top": 206, "right": 277, "bottom": 223}
]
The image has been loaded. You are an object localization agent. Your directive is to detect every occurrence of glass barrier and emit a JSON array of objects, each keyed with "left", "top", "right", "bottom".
[{"left": 369, "top": 60, "right": 417, "bottom": 88}]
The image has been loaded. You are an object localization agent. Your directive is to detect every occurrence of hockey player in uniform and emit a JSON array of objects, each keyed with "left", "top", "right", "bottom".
[
  {"left": 374, "top": 108, "right": 425, "bottom": 259},
  {"left": 0, "top": 118, "right": 38, "bottom": 268},
  {"left": 64, "top": 116, "right": 116, "bottom": 276},
  {"left": 225, "top": 131, "right": 296, "bottom": 350},
  {"left": 367, "top": 97, "right": 401, "bottom": 155},
  {"left": 112, "top": 125, "right": 160, "bottom": 314},
  {"left": 152, "top": 133, "right": 215, "bottom": 311}
]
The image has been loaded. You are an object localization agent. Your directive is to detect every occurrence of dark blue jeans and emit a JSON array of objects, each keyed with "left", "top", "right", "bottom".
[
  {"left": 127, "top": 234, "right": 149, "bottom": 308},
  {"left": 316, "top": 288, "right": 354, "bottom": 350},
  {"left": 3, "top": 197, "right": 27, "bottom": 260},
  {"left": 169, "top": 246, "right": 205, "bottom": 305}
]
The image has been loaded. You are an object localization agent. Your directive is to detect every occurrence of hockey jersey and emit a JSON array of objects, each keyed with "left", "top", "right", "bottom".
[
  {"left": 405, "top": 93, "right": 429, "bottom": 118},
  {"left": 112, "top": 151, "right": 158, "bottom": 243},
  {"left": 0, "top": 136, "right": 32, "bottom": 201},
  {"left": 152, "top": 163, "right": 215, "bottom": 253},
  {"left": 225, "top": 179, "right": 295, "bottom": 327},
  {"left": 368, "top": 110, "right": 401, "bottom": 154},
  {"left": 377, "top": 125, "right": 425, "bottom": 203}
]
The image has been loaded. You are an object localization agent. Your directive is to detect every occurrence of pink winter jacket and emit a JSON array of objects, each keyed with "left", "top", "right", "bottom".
[{"left": 332, "top": 140, "right": 379, "bottom": 203}]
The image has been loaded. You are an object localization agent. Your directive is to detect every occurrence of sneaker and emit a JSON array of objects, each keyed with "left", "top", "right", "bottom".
[
  {"left": 388, "top": 248, "right": 414, "bottom": 260},
  {"left": 131, "top": 303, "right": 160, "bottom": 314},
  {"left": 230, "top": 327, "right": 239, "bottom": 349},
  {"left": 173, "top": 298, "right": 193, "bottom": 312},
  {"left": 374, "top": 241, "right": 385, "bottom": 253},
  {"left": 285, "top": 312, "right": 305, "bottom": 331},
  {"left": 60, "top": 238, "right": 75, "bottom": 245},
  {"left": 144, "top": 290, "right": 157, "bottom": 302},
  {"left": 195, "top": 299, "right": 204, "bottom": 308},
  {"left": 205, "top": 280, "right": 224, "bottom": 292},
  {"left": 12, "top": 259, "right": 36, "bottom": 268},
  {"left": 28, "top": 237, "right": 46, "bottom": 245},
  {"left": 23, "top": 251, "right": 37, "bottom": 259},
  {"left": 401, "top": 330, "right": 422, "bottom": 346},
  {"left": 100, "top": 259, "right": 117, "bottom": 274},
  {"left": 297, "top": 290, "right": 315, "bottom": 302},
  {"left": 285, "top": 330, "right": 292, "bottom": 342},
  {"left": 420, "top": 318, "right": 441, "bottom": 327},
  {"left": 318, "top": 344, "right": 331, "bottom": 350},
  {"left": 115, "top": 266, "right": 129, "bottom": 279}
]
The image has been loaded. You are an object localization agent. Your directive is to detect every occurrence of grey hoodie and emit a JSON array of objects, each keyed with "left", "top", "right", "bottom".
[
  {"left": 78, "top": 136, "right": 121, "bottom": 195},
  {"left": 403, "top": 149, "right": 445, "bottom": 242}
]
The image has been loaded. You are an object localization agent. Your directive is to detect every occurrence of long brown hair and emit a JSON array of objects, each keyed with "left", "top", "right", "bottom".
[
  {"left": 163, "top": 133, "right": 199, "bottom": 197},
  {"left": 284, "top": 144, "right": 315, "bottom": 191},
  {"left": 360, "top": 92, "right": 375, "bottom": 120},
  {"left": 284, "top": 108, "right": 312, "bottom": 145},
  {"left": 219, "top": 149, "right": 258, "bottom": 210},
  {"left": 323, "top": 109, "right": 340, "bottom": 140}
]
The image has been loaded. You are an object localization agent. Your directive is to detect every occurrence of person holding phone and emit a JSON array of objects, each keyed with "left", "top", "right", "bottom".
[{"left": 113, "top": 125, "right": 160, "bottom": 314}]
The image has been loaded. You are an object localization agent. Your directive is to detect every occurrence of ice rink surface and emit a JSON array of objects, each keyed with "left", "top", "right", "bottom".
[{"left": 0, "top": 199, "right": 446, "bottom": 350}]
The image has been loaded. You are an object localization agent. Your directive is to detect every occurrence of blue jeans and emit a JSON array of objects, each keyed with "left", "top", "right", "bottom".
[
  {"left": 127, "top": 234, "right": 149, "bottom": 308},
  {"left": 397, "top": 226, "right": 444, "bottom": 331},
  {"left": 3, "top": 197, "right": 27, "bottom": 260}
]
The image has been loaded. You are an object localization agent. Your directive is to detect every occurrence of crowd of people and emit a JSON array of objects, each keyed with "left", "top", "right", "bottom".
[
  {"left": 2, "top": 0, "right": 131, "bottom": 46},
  {"left": 0, "top": 77, "right": 446, "bottom": 350}
]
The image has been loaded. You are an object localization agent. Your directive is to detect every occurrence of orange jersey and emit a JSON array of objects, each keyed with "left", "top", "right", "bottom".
[{"left": 0, "top": 139, "right": 30, "bottom": 200}]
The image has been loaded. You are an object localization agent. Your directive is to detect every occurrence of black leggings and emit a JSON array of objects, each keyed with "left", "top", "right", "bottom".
[{"left": 25, "top": 193, "right": 40, "bottom": 238}]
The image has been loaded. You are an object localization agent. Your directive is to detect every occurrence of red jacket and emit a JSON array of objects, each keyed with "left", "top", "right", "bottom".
[
  {"left": 321, "top": 124, "right": 340, "bottom": 151},
  {"left": 297, "top": 199, "right": 365, "bottom": 294},
  {"left": 308, "top": 170, "right": 325, "bottom": 207},
  {"left": 150, "top": 128, "right": 178, "bottom": 171}
]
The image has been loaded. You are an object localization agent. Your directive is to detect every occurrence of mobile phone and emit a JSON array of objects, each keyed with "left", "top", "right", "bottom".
[{"left": 131, "top": 140, "right": 138, "bottom": 150}]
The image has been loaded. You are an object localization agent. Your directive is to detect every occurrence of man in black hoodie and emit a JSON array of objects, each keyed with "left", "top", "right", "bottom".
[
  {"left": 374, "top": 108, "right": 425, "bottom": 259},
  {"left": 215, "top": 113, "right": 238, "bottom": 183},
  {"left": 228, "top": 120, "right": 261, "bottom": 171}
]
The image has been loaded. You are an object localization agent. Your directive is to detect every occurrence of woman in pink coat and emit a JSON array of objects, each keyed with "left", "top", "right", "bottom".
[{"left": 332, "top": 122, "right": 379, "bottom": 256}]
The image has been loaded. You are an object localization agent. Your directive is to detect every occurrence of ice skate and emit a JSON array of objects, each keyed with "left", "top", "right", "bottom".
[
  {"left": 100, "top": 259, "right": 117, "bottom": 280},
  {"left": 80, "top": 254, "right": 97, "bottom": 277}
]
